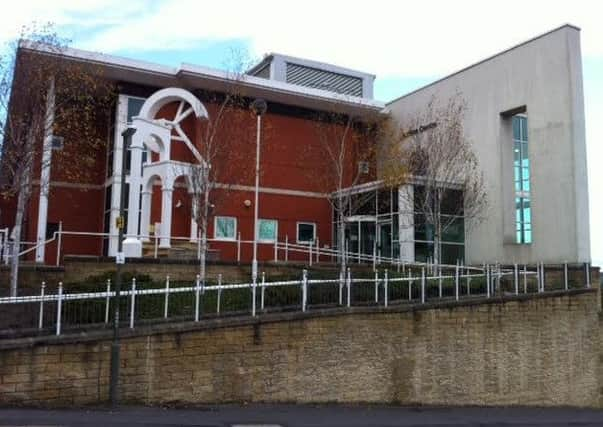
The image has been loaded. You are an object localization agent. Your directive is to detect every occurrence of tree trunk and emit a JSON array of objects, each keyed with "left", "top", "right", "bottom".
[
  {"left": 199, "top": 228, "right": 207, "bottom": 284},
  {"left": 433, "top": 233, "right": 441, "bottom": 266},
  {"left": 338, "top": 207, "right": 346, "bottom": 280},
  {"left": 10, "top": 182, "right": 29, "bottom": 297},
  {"left": 433, "top": 203, "right": 441, "bottom": 266},
  {"left": 199, "top": 177, "right": 210, "bottom": 284}
]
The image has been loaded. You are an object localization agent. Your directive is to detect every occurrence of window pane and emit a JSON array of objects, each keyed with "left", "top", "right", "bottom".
[
  {"left": 522, "top": 179, "right": 530, "bottom": 192},
  {"left": 441, "top": 244, "right": 464, "bottom": 265},
  {"left": 522, "top": 165, "right": 530, "bottom": 179},
  {"left": 413, "top": 185, "right": 425, "bottom": 211},
  {"left": 414, "top": 242, "right": 433, "bottom": 263},
  {"left": 521, "top": 142, "right": 529, "bottom": 159},
  {"left": 258, "top": 219, "right": 277, "bottom": 241},
  {"left": 440, "top": 189, "right": 463, "bottom": 215},
  {"left": 442, "top": 217, "right": 464, "bottom": 243},
  {"left": 377, "top": 189, "right": 392, "bottom": 215},
  {"left": 355, "top": 191, "right": 376, "bottom": 215},
  {"left": 513, "top": 116, "right": 521, "bottom": 140},
  {"left": 216, "top": 217, "right": 236, "bottom": 239},
  {"left": 127, "top": 98, "right": 145, "bottom": 123},
  {"left": 520, "top": 116, "right": 528, "bottom": 140},
  {"left": 297, "top": 223, "right": 315, "bottom": 243},
  {"left": 414, "top": 214, "right": 434, "bottom": 242},
  {"left": 523, "top": 201, "right": 532, "bottom": 224}
]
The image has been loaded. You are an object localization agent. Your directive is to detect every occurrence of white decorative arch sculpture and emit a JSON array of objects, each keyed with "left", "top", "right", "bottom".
[
  {"left": 123, "top": 88, "right": 209, "bottom": 256},
  {"left": 138, "top": 87, "right": 209, "bottom": 121}
]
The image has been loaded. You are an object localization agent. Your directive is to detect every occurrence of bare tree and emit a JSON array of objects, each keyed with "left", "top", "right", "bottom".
[
  {"left": 0, "top": 24, "right": 113, "bottom": 295},
  {"left": 186, "top": 52, "right": 257, "bottom": 284},
  {"left": 382, "top": 94, "right": 488, "bottom": 265},
  {"left": 310, "top": 105, "right": 383, "bottom": 278}
]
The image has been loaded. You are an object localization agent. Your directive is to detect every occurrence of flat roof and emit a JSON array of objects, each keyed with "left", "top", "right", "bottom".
[{"left": 19, "top": 41, "right": 385, "bottom": 116}]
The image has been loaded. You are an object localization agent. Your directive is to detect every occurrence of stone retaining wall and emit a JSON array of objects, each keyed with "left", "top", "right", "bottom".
[{"left": 0, "top": 290, "right": 599, "bottom": 407}]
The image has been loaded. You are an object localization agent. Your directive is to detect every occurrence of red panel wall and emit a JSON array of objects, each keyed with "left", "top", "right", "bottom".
[{"left": 2, "top": 86, "right": 376, "bottom": 265}]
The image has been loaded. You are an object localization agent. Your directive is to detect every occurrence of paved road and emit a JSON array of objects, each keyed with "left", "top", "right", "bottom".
[{"left": 1, "top": 404, "right": 603, "bottom": 426}]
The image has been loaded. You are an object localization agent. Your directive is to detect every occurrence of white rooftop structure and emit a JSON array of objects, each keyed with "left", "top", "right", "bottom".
[{"left": 247, "top": 53, "right": 376, "bottom": 99}]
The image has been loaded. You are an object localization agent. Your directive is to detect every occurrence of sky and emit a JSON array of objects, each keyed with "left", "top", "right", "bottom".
[{"left": 1, "top": 0, "right": 601, "bottom": 265}]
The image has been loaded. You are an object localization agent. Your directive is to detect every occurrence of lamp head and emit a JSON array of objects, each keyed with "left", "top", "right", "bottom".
[{"left": 251, "top": 98, "right": 267, "bottom": 116}]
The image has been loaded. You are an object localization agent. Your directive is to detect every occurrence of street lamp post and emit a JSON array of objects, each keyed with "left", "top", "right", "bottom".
[
  {"left": 250, "top": 99, "right": 267, "bottom": 284},
  {"left": 109, "top": 126, "right": 136, "bottom": 407}
]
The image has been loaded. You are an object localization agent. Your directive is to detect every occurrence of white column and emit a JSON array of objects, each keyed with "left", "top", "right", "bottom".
[
  {"left": 160, "top": 187, "right": 173, "bottom": 248},
  {"left": 108, "top": 96, "right": 129, "bottom": 257},
  {"left": 126, "top": 147, "right": 143, "bottom": 238},
  {"left": 398, "top": 184, "right": 414, "bottom": 262},
  {"left": 123, "top": 127, "right": 144, "bottom": 258},
  {"left": 140, "top": 190, "right": 152, "bottom": 242},
  {"left": 35, "top": 78, "right": 55, "bottom": 263}
]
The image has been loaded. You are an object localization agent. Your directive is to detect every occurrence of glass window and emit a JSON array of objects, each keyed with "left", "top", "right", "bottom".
[
  {"left": 515, "top": 197, "right": 531, "bottom": 244},
  {"left": 414, "top": 242, "right": 434, "bottom": 263},
  {"left": 377, "top": 189, "right": 392, "bottom": 215},
  {"left": 441, "top": 216, "right": 464, "bottom": 243},
  {"left": 127, "top": 97, "right": 145, "bottom": 124},
  {"left": 413, "top": 213, "right": 434, "bottom": 242},
  {"left": 355, "top": 191, "right": 376, "bottom": 215},
  {"left": 440, "top": 189, "right": 464, "bottom": 215},
  {"left": 215, "top": 216, "right": 236, "bottom": 240},
  {"left": 512, "top": 115, "right": 532, "bottom": 244},
  {"left": 441, "top": 244, "right": 465, "bottom": 265},
  {"left": 258, "top": 219, "right": 277, "bottom": 242},
  {"left": 297, "top": 222, "right": 316, "bottom": 244}
]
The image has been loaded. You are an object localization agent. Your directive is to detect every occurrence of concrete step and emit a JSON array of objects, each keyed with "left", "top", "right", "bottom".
[{"left": 142, "top": 241, "right": 220, "bottom": 261}]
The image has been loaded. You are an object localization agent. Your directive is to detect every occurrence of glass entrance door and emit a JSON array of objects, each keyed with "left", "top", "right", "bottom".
[
  {"left": 344, "top": 216, "right": 377, "bottom": 262},
  {"left": 378, "top": 222, "right": 392, "bottom": 259},
  {"left": 360, "top": 221, "right": 376, "bottom": 257}
]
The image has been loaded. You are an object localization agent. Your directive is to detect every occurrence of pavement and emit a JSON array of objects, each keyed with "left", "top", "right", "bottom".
[{"left": 1, "top": 404, "right": 603, "bottom": 426}]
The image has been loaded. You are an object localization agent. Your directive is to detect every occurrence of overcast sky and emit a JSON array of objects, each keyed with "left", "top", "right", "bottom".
[{"left": 1, "top": 0, "right": 601, "bottom": 265}]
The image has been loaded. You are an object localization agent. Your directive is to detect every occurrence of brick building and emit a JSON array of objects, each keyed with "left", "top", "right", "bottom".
[{"left": 0, "top": 24, "right": 592, "bottom": 267}]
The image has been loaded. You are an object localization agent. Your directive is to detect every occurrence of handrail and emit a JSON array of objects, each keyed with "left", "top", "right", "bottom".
[
  {"left": 0, "top": 264, "right": 577, "bottom": 306},
  {"left": 0, "top": 261, "right": 591, "bottom": 338},
  {"left": 18, "top": 234, "right": 57, "bottom": 257},
  {"left": 36, "top": 228, "right": 489, "bottom": 271}
]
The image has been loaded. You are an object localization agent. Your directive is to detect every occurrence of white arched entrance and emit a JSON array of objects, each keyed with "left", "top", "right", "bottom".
[{"left": 122, "top": 88, "right": 208, "bottom": 258}]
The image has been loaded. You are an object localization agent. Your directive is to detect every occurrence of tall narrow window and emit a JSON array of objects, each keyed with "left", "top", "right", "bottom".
[
  {"left": 513, "top": 115, "right": 531, "bottom": 244},
  {"left": 124, "top": 96, "right": 146, "bottom": 174}
]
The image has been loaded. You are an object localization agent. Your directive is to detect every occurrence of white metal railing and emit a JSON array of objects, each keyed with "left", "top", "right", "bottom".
[
  {"left": 0, "top": 262, "right": 592, "bottom": 337},
  {"left": 7, "top": 229, "right": 594, "bottom": 295},
  {"left": 47, "top": 228, "right": 484, "bottom": 274},
  {"left": 0, "top": 223, "right": 483, "bottom": 273}
]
